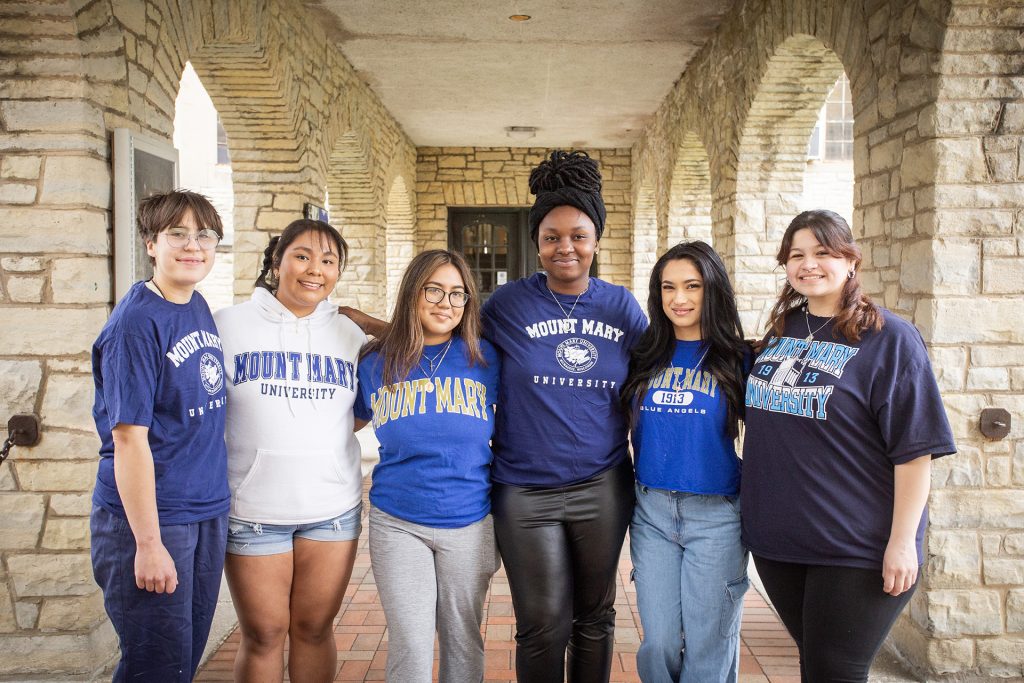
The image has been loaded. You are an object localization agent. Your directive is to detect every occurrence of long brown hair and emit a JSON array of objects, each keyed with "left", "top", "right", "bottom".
[
  {"left": 364, "top": 250, "right": 485, "bottom": 384},
  {"left": 768, "top": 210, "right": 883, "bottom": 342}
]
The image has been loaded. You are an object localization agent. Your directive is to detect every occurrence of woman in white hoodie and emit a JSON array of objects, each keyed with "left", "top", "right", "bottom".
[{"left": 214, "top": 219, "right": 365, "bottom": 682}]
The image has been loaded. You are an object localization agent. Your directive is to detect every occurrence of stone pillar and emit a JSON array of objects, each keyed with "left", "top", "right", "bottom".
[
  {"left": 888, "top": 2, "right": 1024, "bottom": 675},
  {"left": 0, "top": 1, "right": 119, "bottom": 676}
]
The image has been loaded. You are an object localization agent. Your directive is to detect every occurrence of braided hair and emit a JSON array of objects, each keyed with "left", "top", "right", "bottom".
[
  {"left": 527, "top": 150, "right": 607, "bottom": 243},
  {"left": 254, "top": 219, "right": 347, "bottom": 292},
  {"left": 528, "top": 150, "right": 602, "bottom": 195}
]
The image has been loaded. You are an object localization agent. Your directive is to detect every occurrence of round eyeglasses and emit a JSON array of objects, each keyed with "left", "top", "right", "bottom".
[
  {"left": 162, "top": 228, "right": 221, "bottom": 250},
  {"left": 423, "top": 286, "right": 469, "bottom": 308}
]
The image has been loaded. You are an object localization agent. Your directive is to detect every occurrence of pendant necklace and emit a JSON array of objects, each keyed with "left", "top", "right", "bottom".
[
  {"left": 670, "top": 343, "right": 710, "bottom": 371},
  {"left": 546, "top": 276, "right": 589, "bottom": 319},
  {"left": 420, "top": 338, "right": 453, "bottom": 378},
  {"left": 804, "top": 305, "right": 835, "bottom": 342}
]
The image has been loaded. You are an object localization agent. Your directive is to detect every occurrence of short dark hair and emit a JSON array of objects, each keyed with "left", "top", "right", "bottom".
[{"left": 137, "top": 189, "right": 224, "bottom": 244}]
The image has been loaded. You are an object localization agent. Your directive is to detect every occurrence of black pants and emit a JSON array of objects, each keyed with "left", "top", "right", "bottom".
[
  {"left": 492, "top": 459, "right": 635, "bottom": 683},
  {"left": 753, "top": 555, "right": 917, "bottom": 683}
]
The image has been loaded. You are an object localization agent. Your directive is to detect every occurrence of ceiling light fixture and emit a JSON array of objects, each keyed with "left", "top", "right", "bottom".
[
  {"left": 506, "top": 126, "right": 537, "bottom": 141},
  {"left": 508, "top": 14, "right": 531, "bottom": 21}
]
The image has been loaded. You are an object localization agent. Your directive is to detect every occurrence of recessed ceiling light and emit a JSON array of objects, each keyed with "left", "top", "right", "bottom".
[{"left": 509, "top": 14, "right": 531, "bottom": 21}]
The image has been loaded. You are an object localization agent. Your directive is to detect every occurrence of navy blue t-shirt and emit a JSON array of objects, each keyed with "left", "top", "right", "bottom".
[
  {"left": 633, "top": 341, "right": 747, "bottom": 496},
  {"left": 92, "top": 282, "right": 230, "bottom": 524},
  {"left": 482, "top": 273, "right": 648, "bottom": 487},
  {"left": 741, "top": 307, "right": 955, "bottom": 570},
  {"left": 354, "top": 336, "right": 500, "bottom": 528}
]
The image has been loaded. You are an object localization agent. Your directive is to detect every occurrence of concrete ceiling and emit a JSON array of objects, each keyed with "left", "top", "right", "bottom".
[{"left": 304, "top": 1, "right": 736, "bottom": 148}]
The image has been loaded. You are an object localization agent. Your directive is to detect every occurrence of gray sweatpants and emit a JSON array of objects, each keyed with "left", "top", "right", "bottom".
[{"left": 369, "top": 505, "right": 500, "bottom": 683}]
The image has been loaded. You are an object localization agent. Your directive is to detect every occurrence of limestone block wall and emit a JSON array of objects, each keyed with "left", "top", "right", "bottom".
[
  {"left": 0, "top": 1, "right": 120, "bottom": 674},
  {"left": 0, "top": 0, "right": 414, "bottom": 676},
  {"left": 631, "top": 0, "right": 1024, "bottom": 677},
  {"left": 416, "top": 147, "right": 633, "bottom": 288},
  {"left": 898, "top": 2, "right": 1024, "bottom": 676}
]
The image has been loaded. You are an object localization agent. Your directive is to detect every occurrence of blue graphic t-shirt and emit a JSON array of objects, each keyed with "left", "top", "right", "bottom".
[
  {"left": 354, "top": 336, "right": 500, "bottom": 528},
  {"left": 741, "top": 307, "right": 956, "bottom": 570},
  {"left": 482, "top": 273, "right": 648, "bottom": 487},
  {"left": 92, "top": 281, "right": 230, "bottom": 524},
  {"left": 633, "top": 341, "right": 747, "bottom": 496}
]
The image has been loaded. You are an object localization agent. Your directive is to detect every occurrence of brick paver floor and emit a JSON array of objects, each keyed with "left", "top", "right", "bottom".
[{"left": 197, "top": 483, "right": 800, "bottom": 683}]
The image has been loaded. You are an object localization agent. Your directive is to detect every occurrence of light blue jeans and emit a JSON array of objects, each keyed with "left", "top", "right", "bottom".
[{"left": 630, "top": 483, "right": 749, "bottom": 683}]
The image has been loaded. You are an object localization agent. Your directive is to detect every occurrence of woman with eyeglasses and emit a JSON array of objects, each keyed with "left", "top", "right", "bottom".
[
  {"left": 214, "top": 219, "right": 365, "bottom": 682},
  {"left": 353, "top": 249, "right": 501, "bottom": 683}
]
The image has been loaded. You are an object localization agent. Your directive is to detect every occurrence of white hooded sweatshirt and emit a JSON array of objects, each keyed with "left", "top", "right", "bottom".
[{"left": 214, "top": 287, "right": 366, "bottom": 524}]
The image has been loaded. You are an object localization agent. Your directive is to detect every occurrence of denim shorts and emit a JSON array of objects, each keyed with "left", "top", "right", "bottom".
[{"left": 226, "top": 502, "right": 363, "bottom": 556}]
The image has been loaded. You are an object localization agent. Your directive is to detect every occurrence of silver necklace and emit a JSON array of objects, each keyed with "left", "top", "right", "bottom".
[
  {"left": 670, "top": 343, "right": 710, "bottom": 371},
  {"left": 546, "top": 277, "right": 588, "bottom": 319},
  {"left": 420, "top": 338, "right": 453, "bottom": 378},
  {"left": 804, "top": 306, "right": 835, "bottom": 342}
]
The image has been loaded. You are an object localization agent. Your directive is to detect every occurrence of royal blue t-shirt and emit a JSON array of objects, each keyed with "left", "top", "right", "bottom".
[
  {"left": 354, "top": 336, "right": 500, "bottom": 528},
  {"left": 741, "top": 308, "right": 956, "bottom": 570},
  {"left": 633, "top": 341, "right": 746, "bottom": 496},
  {"left": 92, "top": 282, "right": 230, "bottom": 524},
  {"left": 482, "top": 273, "right": 648, "bottom": 487}
]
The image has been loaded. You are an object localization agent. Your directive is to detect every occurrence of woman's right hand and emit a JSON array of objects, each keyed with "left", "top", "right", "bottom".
[
  {"left": 338, "top": 306, "right": 388, "bottom": 337},
  {"left": 134, "top": 540, "right": 178, "bottom": 593}
]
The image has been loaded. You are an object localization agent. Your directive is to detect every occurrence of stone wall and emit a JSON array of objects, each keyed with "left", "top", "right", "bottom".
[
  {"left": 900, "top": 2, "right": 1024, "bottom": 676},
  {"left": 632, "top": 0, "right": 1024, "bottom": 677},
  {"left": 416, "top": 147, "right": 633, "bottom": 288},
  {"left": 0, "top": 0, "right": 414, "bottom": 676}
]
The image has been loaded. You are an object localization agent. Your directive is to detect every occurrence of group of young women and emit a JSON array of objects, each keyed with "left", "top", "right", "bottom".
[{"left": 214, "top": 150, "right": 953, "bottom": 683}]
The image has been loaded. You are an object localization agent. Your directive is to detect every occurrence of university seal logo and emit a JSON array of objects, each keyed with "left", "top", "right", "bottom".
[
  {"left": 555, "top": 337, "right": 598, "bottom": 373},
  {"left": 199, "top": 352, "right": 224, "bottom": 395}
]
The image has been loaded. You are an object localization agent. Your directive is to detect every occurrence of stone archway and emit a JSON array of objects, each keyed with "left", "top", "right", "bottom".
[
  {"left": 666, "top": 130, "right": 713, "bottom": 250},
  {"left": 631, "top": 181, "right": 658, "bottom": 311},
  {"left": 327, "top": 130, "right": 385, "bottom": 316},
  {"left": 384, "top": 175, "right": 416, "bottom": 316},
  {"left": 733, "top": 33, "right": 846, "bottom": 334}
]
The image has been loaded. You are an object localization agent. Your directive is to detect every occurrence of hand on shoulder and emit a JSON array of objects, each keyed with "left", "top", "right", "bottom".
[{"left": 338, "top": 305, "right": 388, "bottom": 337}]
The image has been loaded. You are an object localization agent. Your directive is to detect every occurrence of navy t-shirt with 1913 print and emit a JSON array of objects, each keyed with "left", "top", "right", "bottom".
[{"left": 740, "top": 307, "right": 955, "bottom": 570}]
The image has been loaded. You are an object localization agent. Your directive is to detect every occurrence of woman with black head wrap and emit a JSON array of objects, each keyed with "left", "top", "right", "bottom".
[{"left": 481, "top": 151, "right": 648, "bottom": 682}]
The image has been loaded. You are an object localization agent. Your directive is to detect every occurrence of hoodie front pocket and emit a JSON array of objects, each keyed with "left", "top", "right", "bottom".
[{"left": 233, "top": 448, "right": 345, "bottom": 521}]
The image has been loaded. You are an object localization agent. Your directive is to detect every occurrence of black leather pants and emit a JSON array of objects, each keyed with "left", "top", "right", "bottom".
[{"left": 492, "top": 458, "right": 635, "bottom": 683}]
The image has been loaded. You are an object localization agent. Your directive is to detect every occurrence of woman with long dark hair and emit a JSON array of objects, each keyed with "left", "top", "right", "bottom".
[
  {"left": 215, "top": 220, "right": 365, "bottom": 682},
  {"left": 354, "top": 249, "right": 501, "bottom": 683},
  {"left": 482, "top": 150, "right": 648, "bottom": 682},
  {"left": 742, "top": 210, "right": 955, "bottom": 681},
  {"left": 620, "top": 241, "right": 750, "bottom": 682}
]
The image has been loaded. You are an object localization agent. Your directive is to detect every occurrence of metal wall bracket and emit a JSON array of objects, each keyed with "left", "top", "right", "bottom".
[
  {"left": 8, "top": 413, "right": 41, "bottom": 447},
  {"left": 979, "top": 408, "right": 1010, "bottom": 440}
]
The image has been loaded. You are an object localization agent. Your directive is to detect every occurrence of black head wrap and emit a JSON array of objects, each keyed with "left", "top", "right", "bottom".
[{"left": 528, "top": 150, "right": 606, "bottom": 243}]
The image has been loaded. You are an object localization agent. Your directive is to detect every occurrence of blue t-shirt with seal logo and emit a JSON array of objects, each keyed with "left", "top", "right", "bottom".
[
  {"left": 741, "top": 307, "right": 956, "bottom": 570},
  {"left": 354, "top": 336, "right": 500, "bottom": 528},
  {"left": 92, "top": 281, "right": 230, "bottom": 525},
  {"left": 482, "top": 273, "right": 648, "bottom": 487},
  {"left": 633, "top": 340, "right": 748, "bottom": 496}
]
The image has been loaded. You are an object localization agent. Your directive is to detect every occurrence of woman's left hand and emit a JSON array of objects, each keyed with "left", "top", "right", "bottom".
[{"left": 882, "top": 537, "right": 918, "bottom": 596}]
